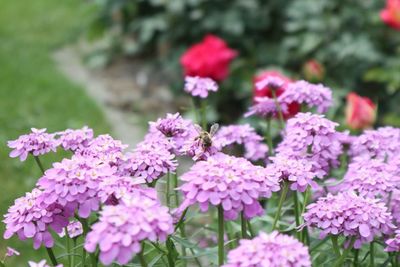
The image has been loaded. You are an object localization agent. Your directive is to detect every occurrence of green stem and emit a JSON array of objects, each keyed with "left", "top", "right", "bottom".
[
  {"left": 0, "top": 261, "right": 5, "bottom": 267},
  {"left": 241, "top": 211, "right": 248, "bottom": 239},
  {"left": 330, "top": 235, "right": 341, "bottom": 257},
  {"left": 247, "top": 220, "right": 255, "bottom": 238},
  {"left": 174, "top": 208, "right": 188, "bottom": 232},
  {"left": 166, "top": 172, "right": 171, "bottom": 207},
  {"left": 200, "top": 100, "right": 207, "bottom": 130},
  {"left": 333, "top": 238, "right": 356, "bottom": 267},
  {"left": 271, "top": 90, "right": 285, "bottom": 129},
  {"left": 293, "top": 192, "right": 300, "bottom": 239},
  {"left": 218, "top": 205, "right": 225, "bottom": 266},
  {"left": 34, "top": 155, "right": 45, "bottom": 174},
  {"left": 72, "top": 238, "right": 76, "bottom": 267},
  {"left": 370, "top": 242, "right": 375, "bottom": 267},
  {"left": 266, "top": 117, "right": 274, "bottom": 156},
  {"left": 301, "top": 187, "right": 310, "bottom": 219},
  {"left": 272, "top": 181, "right": 289, "bottom": 230},
  {"left": 66, "top": 228, "right": 72, "bottom": 267},
  {"left": 79, "top": 218, "right": 91, "bottom": 267},
  {"left": 46, "top": 247, "right": 58, "bottom": 266},
  {"left": 173, "top": 172, "right": 179, "bottom": 208},
  {"left": 191, "top": 98, "right": 199, "bottom": 125},
  {"left": 353, "top": 249, "right": 359, "bottom": 267},
  {"left": 138, "top": 243, "right": 148, "bottom": 267}
]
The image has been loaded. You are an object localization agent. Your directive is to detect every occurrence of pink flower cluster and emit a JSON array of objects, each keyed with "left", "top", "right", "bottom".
[
  {"left": 184, "top": 76, "right": 218, "bottom": 98},
  {"left": 84, "top": 196, "right": 173, "bottom": 265},
  {"left": 8, "top": 128, "right": 58, "bottom": 161},
  {"left": 213, "top": 124, "right": 268, "bottom": 161},
  {"left": 340, "top": 158, "right": 398, "bottom": 198},
  {"left": 266, "top": 155, "right": 324, "bottom": 192},
  {"left": 276, "top": 112, "right": 344, "bottom": 173},
  {"left": 119, "top": 140, "right": 178, "bottom": 183},
  {"left": 385, "top": 229, "right": 400, "bottom": 252},
  {"left": 57, "top": 126, "right": 93, "bottom": 151},
  {"left": 37, "top": 156, "right": 116, "bottom": 218},
  {"left": 223, "top": 231, "right": 311, "bottom": 267},
  {"left": 178, "top": 153, "right": 280, "bottom": 220},
  {"left": 279, "top": 80, "right": 333, "bottom": 113},
  {"left": 3, "top": 189, "right": 69, "bottom": 249},
  {"left": 303, "top": 192, "right": 395, "bottom": 248}
]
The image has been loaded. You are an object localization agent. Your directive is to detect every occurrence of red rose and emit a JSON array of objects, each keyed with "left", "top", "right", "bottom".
[
  {"left": 380, "top": 0, "right": 400, "bottom": 30},
  {"left": 180, "top": 35, "right": 237, "bottom": 82},
  {"left": 345, "top": 92, "right": 377, "bottom": 130},
  {"left": 253, "top": 70, "right": 300, "bottom": 118},
  {"left": 302, "top": 60, "right": 325, "bottom": 82}
]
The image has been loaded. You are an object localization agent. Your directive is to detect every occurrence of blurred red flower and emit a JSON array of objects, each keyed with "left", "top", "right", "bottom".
[
  {"left": 380, "top": 0, "right": 400, "bottom": 30},
  {"left": 302, "top": 60, "right": 325, "bottom": 82},
  {"left": 345, "top": 92, "right": 377, "bottom": 130},
  {"left": 180, "top": 35, "right": 237, "bottom": 82},
  {"left": 253, "top": 70, "right": 300, "bottom": 118}
]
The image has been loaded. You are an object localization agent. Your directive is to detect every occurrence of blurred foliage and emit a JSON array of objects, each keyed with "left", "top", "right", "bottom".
[
  {"left": 0, "top": 0, "right": 109, "bottom": 265},
  {"left": 88, "top": 0, "right": 400, "bottom": 125}
]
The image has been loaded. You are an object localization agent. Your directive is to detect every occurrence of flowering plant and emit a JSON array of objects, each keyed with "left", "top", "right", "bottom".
[{"left": 3, "top": 65, "right": 400, "bottom": 267}]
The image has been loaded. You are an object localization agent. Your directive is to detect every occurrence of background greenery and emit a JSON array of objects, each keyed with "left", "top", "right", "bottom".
[
  {"left": 89, "top": 0, "right": 400, "bottom": 125},
  {"left": 0, "top": 0, "right": 109, "bottom": 265}
]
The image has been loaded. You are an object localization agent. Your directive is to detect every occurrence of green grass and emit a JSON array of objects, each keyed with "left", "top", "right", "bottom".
[{"left": 0, "top": 0, "right": 109, "bottom": 265}]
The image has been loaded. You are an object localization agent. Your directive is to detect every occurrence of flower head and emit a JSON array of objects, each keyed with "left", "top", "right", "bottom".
[
  {"left": 303, "top": 192, "right": 395, "bottom": 248},
  {"left": 150, "top": 113, "right": 198, "bottom": 154},
  {"left": 180, "top": 34, "right": 237, "bottom": 81},
  {"left": 276, "top": 112, "right": 343, "bottom": 173},
  {"left": 253, "top": 70, "right": 299, "bottom": 118},
  {"left": 184, "top": 76, "right": 218, "bottom": 98},
  {"left": 76, "top": 134, "right": 128, "bottom": 165},
  {"left": 244, "top": 97, "right": 282, "bottom": 118},
  {"left": 380, "top": 0, "right": 400, "bottom": 30},
  {"left": 303, "top": 59, "right": 325, "bottom": 82},
  {"left": 279, "top": 80, "right": 333, "bottom": 113},
  {"left": 223, "top": 231, "right": 311, "bottom": 267},
  {"left": 349, "top": 127, "right": 400, "bottom": 161},
  {"left": 3, "top": 189, "right": 69, "bottom": 249},
  {"left": 84, "top": 196, "right": 173, "bottom": 266},
  {"left": 8, "top": 128, "right": 58, "bottom": 161},
  {"left": 57, "top": 126, "right": 93, "bottom": 151},
  {"left": 385, "top": 229, "right": 400, "bottom": 252},
  {"left": 178, "top": 153, "right": 280, "bottom": 220},
  {"left": 119, "top": 140, "right": 178, "bottom": 183},
  {"left": 97, "top": 175, "right": 158, "bottom": 205},
  {"left": 339, "top": 158, "right": 397, "bottom": 198},
  {"left": 37, "top": 155, "right": 116, "bottom": 218},
  {"left": 266, "top": 155, "right": 323, "bottom": 192},
  {"left": 213, "top": 124, "right": 268, "bottom": 161},
  {"left": 345, "top": 92, "right": 377, "bottom": 130},
  {"left": 58, "top": 220, "right": 83, "bottom": 239}
]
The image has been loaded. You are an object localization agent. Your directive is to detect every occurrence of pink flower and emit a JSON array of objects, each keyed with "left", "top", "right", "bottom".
[
  {"left": 345, "top": 92, "right": 377, "bottom": 130},
  {"left": 223, "top": 231, "right": 311, "bottom": 267},
  {"left": 84, "top": 196, "right": 173, "bottom": 266},
  {"left": 180, "top": 34, "right": 237, "bottom": 81},
  {"left": 8, "top": 128, "right": 58, "bottom": 161},
  {"left": 177, "top": 153, "right": 280, "bottom": 220},
  {"left": 3, "top": 189, "right": 69, "bottom": 249},
  {"left": 381, "top": 0, "right": 400, "bottom": 30},
  {"left": 303, "top": 192, "right": 395, "bottom": 248},
  {"left": 184, "top": 76, "right": 218, "bottom": 98},
  {"left": 302, "top": 59, "right": 325, "bottom": 82},
  {"left": 252, "top": 70, "right": 300, "bottom": 118}
]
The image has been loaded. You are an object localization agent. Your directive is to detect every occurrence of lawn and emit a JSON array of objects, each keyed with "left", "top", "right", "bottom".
[{"left": 0, "top": 0, "right": 109, "bottom": 265}]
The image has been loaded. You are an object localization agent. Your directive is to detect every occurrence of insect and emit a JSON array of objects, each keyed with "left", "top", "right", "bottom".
[{"left": 195, "top": 123, "right": 219, "bottom": 148}]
